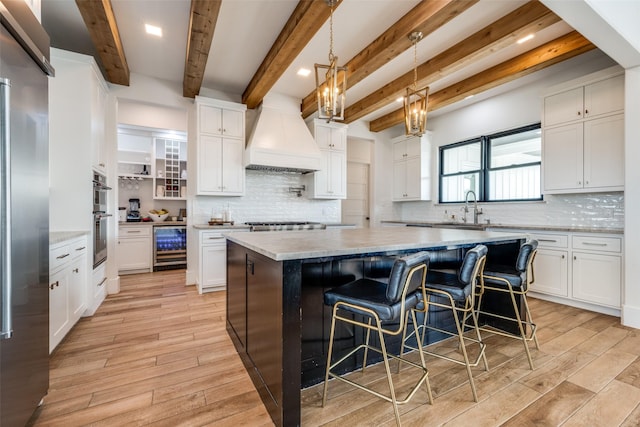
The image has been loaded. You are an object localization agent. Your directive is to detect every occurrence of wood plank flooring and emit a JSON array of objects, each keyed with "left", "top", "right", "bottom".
[{"left": 28, "top": 269, "right": 640, "bottom": 426}]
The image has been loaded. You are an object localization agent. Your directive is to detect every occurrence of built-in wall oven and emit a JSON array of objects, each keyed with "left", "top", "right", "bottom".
[
  {"left": 153, "top": 225, "right": 187, "bottom": 270},
  {"left": 93, "top": 172, "right": 112, "bottom": 268}
]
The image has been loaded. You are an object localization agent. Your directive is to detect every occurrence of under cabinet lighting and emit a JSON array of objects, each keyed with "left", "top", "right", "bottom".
[
  {"left": 145, "top": 24, "right": 163, "bottom": 37},
  {"left": 517, "top": 34, "right": 534, "bottom": 44},
  {"left": 297, "top": 68, "right": 311, "bottom": 77}
]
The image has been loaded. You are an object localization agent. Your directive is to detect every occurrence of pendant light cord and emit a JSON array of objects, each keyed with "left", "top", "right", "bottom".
[{"left": 328, "top": 1, "right": 335, "bottom": 62}]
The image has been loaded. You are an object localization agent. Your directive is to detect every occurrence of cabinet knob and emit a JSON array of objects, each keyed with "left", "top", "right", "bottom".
[
  {"left": 73, "top": 268, "right": 79, "bottom": 273},
  {"left": 585, "top": 180, "right": 589, "bottom": 185},
  {"left": 574, "top": 255, "right": 577, "bottom": 260},
  {"left": 561, "top": 255, "right": 565, "bottom": 259},
  {"left": 577, "top": 111, "right": 581, "bottom": 116},
  {"left": 578, "top": 181, "right": 581, "bottom": 185},
  {"left": 585, "top": 109, "right": 589, "bottom": 115}
]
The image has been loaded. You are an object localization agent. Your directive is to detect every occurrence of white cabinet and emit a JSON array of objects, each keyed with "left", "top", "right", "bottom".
[
  {"left": 117, "top": 225, "right": 152, "bottom": 274},
  {"left": 571, "top": 235, "right": 622, "bottom": 308},
  {"left": 50, "top": 235, "right": 88, "bottom": 353},
  {"left": 528, "top": 232, "right": 569, "bottom": 297},
  {"left": 307, "top": 119, "right": 347, "bottom": 199},
  {"left": 196, "top": 98, "right": 246, "bottom": 196},
  {"left": 391, "top": 133, "right": 431, "bottom": 201},
  {"left": 91, "top": 73, "right": 108, "bottom": 174},
  {"left": 544, "top": 74, "right": 624, "bottom": 127},
  {"left": 542, "top": 69, "right": 624, "bottom": 194},
  {"left": 198, "top": 230, "right": 227, "bottom": 293}
]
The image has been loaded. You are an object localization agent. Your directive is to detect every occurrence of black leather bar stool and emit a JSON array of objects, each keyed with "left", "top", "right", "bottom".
[
  {"left": 477, "top": 239, "right": 539, "bottom": 369},
  {"left": 402, "top": 245, "right": 489, "bottom": 402},
  {"left": 322, "top": 252, "right": 433, "bottom": 426}
]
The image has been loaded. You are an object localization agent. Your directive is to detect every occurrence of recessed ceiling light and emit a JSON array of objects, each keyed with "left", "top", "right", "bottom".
[
  {"left": 297, "top": 68, "right": 311, "bottom": 77},
  {"left": 145, "top": 24, "right": 162, "bottom": 37},
  {"left": 517, "top": 34, "right": 534, "bottom": 44}
]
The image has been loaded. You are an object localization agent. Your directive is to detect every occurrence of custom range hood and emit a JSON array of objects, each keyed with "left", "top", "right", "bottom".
[{"left": 245, "top": 93, "right": 321, "bottom": 173}]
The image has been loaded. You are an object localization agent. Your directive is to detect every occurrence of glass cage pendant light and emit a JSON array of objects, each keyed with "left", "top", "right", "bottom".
[
  {"left": 315, "top": 0, "right": 347, "bottom": 122},
  {"left": 404, "top": 31, "right": 429, "bottom": 136}
]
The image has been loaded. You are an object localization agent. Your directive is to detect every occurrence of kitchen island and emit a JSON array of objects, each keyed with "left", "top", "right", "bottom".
[{"left": 225, "top": 227, "right": 527, "bottom": 427}]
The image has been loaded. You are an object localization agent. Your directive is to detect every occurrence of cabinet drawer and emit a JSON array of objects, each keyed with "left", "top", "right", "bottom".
[
  {"left": 530, "top": 233, "right": 568, "bottom": 249},
  {"left": 119, "top": 226, "right": 151, "bottom": 237},
  {"left": 50, "top": 243, "right": 74, "bottom": 272},
  {"left": 572, "top": 235, "right": 621, "bottom": 253},
  {"left": 69, "top": 238, "right": 88, "bottom": 259},
  {"left": 201, "top": 231, "right": 226, "bottom": 244}
]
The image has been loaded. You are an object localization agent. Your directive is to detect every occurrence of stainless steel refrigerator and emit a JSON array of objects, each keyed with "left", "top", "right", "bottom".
[{"left": 0, "top": 2, "right": 54, "bottom": 426}]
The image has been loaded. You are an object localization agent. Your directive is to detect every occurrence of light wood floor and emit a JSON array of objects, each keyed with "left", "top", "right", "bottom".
[{"left": 30, "top": 269, "right": 640, "bottom": 426}]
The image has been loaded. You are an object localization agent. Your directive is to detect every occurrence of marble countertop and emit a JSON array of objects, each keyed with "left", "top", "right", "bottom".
[
  {"left": 224, "top": 226, "right": 527, "bottom": 261},
  {"left": 381, "top": 220, "right": 624, "bottom": 235},
  {"left": 192, "top": 224, "right": 251, "bottom": 230},
  {"left": 119, "top": 221, "right": 188, "bottom": 227},
  {"left": 50, "top": 230, "right": 90, "bottom": 245}
]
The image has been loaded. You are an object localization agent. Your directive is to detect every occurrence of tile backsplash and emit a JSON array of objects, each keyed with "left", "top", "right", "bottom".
[
  {"left": 400, "top": 192, "right": 624, "bottom": 229},
  {"left": 191, "top": 170, "right": 341, "bottom": 224}
]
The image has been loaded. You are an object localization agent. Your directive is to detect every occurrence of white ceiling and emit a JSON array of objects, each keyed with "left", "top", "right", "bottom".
[{"left": 41, "top": 0, "right": 584, "bottom": 123}]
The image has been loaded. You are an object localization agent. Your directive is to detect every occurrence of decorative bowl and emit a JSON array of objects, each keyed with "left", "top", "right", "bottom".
[{"left": 149, "top": 211, "right": 170, "bottom": 222}]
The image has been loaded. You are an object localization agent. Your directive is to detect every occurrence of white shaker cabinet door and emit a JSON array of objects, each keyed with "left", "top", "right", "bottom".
[
  {"left": 583, "top": 114, "right": 624, "bottom": 190},
  {"left": 543, "top": 123, "right": 583, "bottom": 192},
  {"left": 572, "top": 252, "right": 621, "bottom": 308},
  {"left": 530, "top": 248, "right": 569, "bottom": 297}
]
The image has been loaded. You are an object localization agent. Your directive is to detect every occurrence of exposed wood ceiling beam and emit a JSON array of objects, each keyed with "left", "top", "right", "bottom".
[
  {"left": 183, "top": 0, "right": 222, "bottom": 98},
  {"left": 369, "top": 31, "right": 596, "bottom": 132},
  {"left": 75, "top": 0, "right": 129, "bottom": 86},
  {"left": 242, "top": 0, "right": 342, "bottom": 109},
  {"left": 345, "top": 0, "right": 560, "bottom": 124},
  {"left": 300, "top": 0, "right": 477, "bottom": 118}
]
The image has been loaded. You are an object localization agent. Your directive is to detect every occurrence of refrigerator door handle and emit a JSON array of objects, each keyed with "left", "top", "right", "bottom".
[{"left": 0, "top": 78, "right": 12, "bottom": 340}]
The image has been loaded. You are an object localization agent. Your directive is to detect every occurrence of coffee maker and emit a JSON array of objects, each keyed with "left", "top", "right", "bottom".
[{"left": 127, "top": 198, "right": 141, "bottom": 222}]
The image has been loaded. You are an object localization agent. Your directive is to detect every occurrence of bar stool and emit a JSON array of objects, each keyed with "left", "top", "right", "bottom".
[
  {"left": 402, "top": 245, "right": 488, "bottom": 402},
  {"left": 476, "top": 240, "right": 539, "bottom": 369},
  {"left": 322, "top": 252, "right": 433, "bottom": 426}
]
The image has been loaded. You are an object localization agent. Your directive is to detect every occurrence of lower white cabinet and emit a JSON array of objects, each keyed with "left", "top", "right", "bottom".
[
  {"left": 50, "top": 235, "right": 88, "bottom": 353},
  {"left": 532, "top": 248, "right": 569, "bottom": 297},
  {"left": 521, "top": 230, "right": 623, "bottom": 315},
  {"left": 198, "top": 230, "right": 227, "bottom": 293},
  {"left": 118, "top": 225, "right": 152, "bottom": 274}
]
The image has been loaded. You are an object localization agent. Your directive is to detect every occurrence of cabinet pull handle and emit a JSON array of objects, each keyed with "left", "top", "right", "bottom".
[
  {"left": 208, "top": 237, "right": 224, "bottom": 240},
  {"left": 247, "top": 260, "right": 254, "bottom": 275},
  {"left": 538, "top": 239, "right": 557, "bottom": 243},
  {"left": 56, "top": 253, "right": 70, "bottom": 259},
  {"left": 582, "top": 242, "right": 607, "bottom": 246},
  {"left": 49, "top": 281, "right": 58, "bottom": 290},
  {"left": 128, "top": 230, "right": 141, "bottom": 233},
  {"left": 76, "top": 246, "right": 86, "bottom": 251},
  {"left": 97, "top": 277, "right": 107, "bottom": 287}
]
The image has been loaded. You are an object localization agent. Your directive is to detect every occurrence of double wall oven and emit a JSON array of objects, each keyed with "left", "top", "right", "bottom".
[{"left": 93, "top": 172, "right": 112, "bottom": 268}]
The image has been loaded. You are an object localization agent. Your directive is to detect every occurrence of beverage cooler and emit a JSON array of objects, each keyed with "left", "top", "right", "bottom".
[{"left": 153, "top": 225, "right": 187, "bottom": 270}]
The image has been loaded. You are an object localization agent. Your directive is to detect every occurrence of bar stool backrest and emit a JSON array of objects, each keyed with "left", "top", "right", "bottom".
[
  {"left": 517, "top": 239, "right": 538, "bottom": 289},
  {"left": 385, "top": 252, "right": 430, "bottom": 302},
  {"left": 458, "top": 245, "right": 488, "bottom": 297}
]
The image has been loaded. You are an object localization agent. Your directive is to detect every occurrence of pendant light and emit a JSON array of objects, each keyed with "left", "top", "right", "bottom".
[
  {"left": 315, "top": 0, "right": 347, "bottom": 122},
  {"left": 404, "top": 31, "right": 429, "bottom": 136}
]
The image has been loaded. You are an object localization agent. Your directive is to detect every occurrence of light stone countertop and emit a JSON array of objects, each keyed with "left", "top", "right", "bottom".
[
  {"left": 119, "top": 221, "right": 188, "bottom": 227},
  {"left": 224, "top": 226, "right": 527, "bottom": 261},
  {"left": 50, "top": 231, "right": 90, "bottom": 246},
  {"left": 381, "top": 220, "right": 624, "bottom": 235},
  {"left": 192, "top": 224, "right": 251, "bottom": 230}
]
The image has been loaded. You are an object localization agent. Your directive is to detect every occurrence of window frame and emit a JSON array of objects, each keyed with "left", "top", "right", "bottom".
[{"left": 439, "top": 123, "right": 542, "bottom": 204}]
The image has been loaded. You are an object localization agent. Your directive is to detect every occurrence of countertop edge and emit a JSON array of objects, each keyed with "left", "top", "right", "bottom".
[
  {"left": 381, "top": 220, "right": 624, "bottom": 235},
  {"left": 50, "top": 230, "right": 90, "bottom": 245}
]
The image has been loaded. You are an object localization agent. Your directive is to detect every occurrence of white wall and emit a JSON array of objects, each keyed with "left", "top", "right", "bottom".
[{"left": 379, "top": 50, "right": 624, "bottom": 229}]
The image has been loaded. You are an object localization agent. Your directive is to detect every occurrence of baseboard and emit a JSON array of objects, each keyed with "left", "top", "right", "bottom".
[{"left": 622, "top": 304, "right": 640, "bottom": 328}]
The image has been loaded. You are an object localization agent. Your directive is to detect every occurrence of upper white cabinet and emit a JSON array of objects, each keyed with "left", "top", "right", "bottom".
[
  {"left": 195, "top": 97, "right": 246, "bottom": 196},
  {"left": 391, "top": 133, "right": 431, "bottom": 201},
  {"left": 542, "top": 67, "right": 624, "bottom": 194},
  {"left": 91, "top": 76, "right": 108, "bottom": 174},
  {"left": 307, "top": 119, "right": 347, "bottom": 199}
]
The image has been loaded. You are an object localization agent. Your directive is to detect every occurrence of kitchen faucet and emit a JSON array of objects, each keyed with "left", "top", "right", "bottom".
[{"left": 464, "top": 190, "right": 483, "bottom": 224}]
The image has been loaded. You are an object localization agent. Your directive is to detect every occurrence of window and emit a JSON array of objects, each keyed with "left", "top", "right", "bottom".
[{"left": 439, "top": 123, "right": 542, "bottom": 203}]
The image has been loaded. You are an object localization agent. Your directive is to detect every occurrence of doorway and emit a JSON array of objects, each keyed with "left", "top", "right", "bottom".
[{"left": 343, "top": 161, "right": 370, "bottom": 228}]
